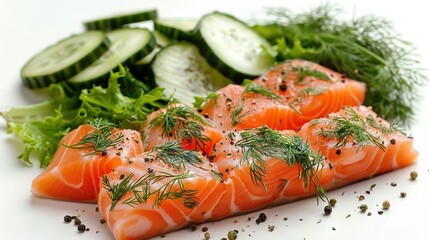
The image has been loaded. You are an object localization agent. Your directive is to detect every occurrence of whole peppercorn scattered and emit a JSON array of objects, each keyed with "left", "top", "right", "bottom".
[
  {"left": 204, "top": 232, "right": 211, "bottom": 240},
  {"left": 74, "top": 218, "right": 82, "bottom": 225},
  {"left": 256, "top": 212, "right": 267, "bottom": 224},
  {"left": 390, "top": 182, "right": 397, "bottom": 187},
  {"left": 358, "top": 195, "right": 365, "bottom": 201},
  {"left": 382, "top": 200, "right": 390, "bottom": 210},
  {"left": 227, "top": 230, "right": 238, "bottom": 240},
  {"left": 324, "top": 205, "right": 332, "bottom": 215},
  {"left": 378, "top": 211, "right": 384, "bottom": 215},
  {"left": 187, "top": 224, "right": 197, "bottom": 231},
  {"left": 329, "top": 198, "right": 337, "bottom": 206},
  {"left": 201, "top": 226, "right": 208, "bottom": 232},
  {"left": 410, "top": 171, "right": 418, "bottom": 180},
  {"left": 77, "top": 224, "right": 86, "bottom": 232},
  {"left": 400, "top": 192, "right": 407, "bottom": 198},
  {"left": 359, "top": 204, "right": 368, "bottom": 212},
  {"left": 64, "top": 215, "right": 73, "bottom": 223}
]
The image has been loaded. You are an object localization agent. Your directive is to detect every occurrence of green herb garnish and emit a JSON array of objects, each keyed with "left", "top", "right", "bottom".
[
  {"left": 230, "top": 104, "right": 249, "bottom": 126},
  {"left": 193, "top": 93, "right": 219, "bottom": 110},
  {"left": 295, "top": 67, "right": 331, "bottom": 83},
  {"left": 65, "top": 118, "right": 124, "bottom": 156},
  {"left": 102, "top": 171, "right": 199, "bottom": 211},
  {"left": 242, "top": 79, "right": 281, "bottom": 99},
  {"left": 149, "top": 105, "right": 210, "bottom": 150},
  {"left": 312, "top": 107, "right": 386, "bottom": 150},
  {"left": 235, "top": 126, "right": 329, "bottom": 201},
  {"left": 151, "top": 141, "right": 203, "bottom": 170}
]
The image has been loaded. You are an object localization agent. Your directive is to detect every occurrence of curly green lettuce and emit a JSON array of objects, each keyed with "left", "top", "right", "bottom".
[{"left": 1, "top": 65, "right": 167, "bottom": 167}]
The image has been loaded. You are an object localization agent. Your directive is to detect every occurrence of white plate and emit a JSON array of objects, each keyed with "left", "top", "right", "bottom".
[{"left": 1, "top": 1, "right": 428, "bottom": 239}]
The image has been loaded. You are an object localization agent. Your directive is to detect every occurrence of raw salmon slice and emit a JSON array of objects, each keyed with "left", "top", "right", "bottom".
[
  {"left": 298, "top": 106, "right": 419, "bottom": 185},
  {"left": 200, "top": 60, "right": 366, "bottom": 131},
  {"left": 98, "top": 150, "right": 226, "bottom": 240},
  {"left": 98, "top": 128, "right": 331, "bottom": 240},
  {"left": 142, "top": 104, "right": 223, "bottom": 155},
  {"left": 31, "top": 123, "right": 144, "bottom": 202}
]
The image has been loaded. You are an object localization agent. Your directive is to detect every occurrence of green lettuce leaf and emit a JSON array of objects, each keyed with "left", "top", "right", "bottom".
[{"left": 1, "top": 65, "right": 168, "bottom": 167}]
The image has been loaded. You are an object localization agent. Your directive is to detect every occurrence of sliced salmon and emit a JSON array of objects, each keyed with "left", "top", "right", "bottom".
[
  {"left": 200, "top": 60, "right": 366, "bottom": 132},
  {"left": 298, "top": 106, "right": 419, "bottom": 185},
  {"left": 31, "top": 124, "right": 144, "bottom": 202},
  {"left": 98, "top": 151, "right": 226, "bottom": 240},
  {"left": 98, "top": 129, "right": 331, "bottom": 240}
]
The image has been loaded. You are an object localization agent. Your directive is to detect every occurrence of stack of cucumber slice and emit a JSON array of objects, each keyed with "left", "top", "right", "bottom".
[{"left": 20, "top": 9, "right": 275, "bottom": 105}]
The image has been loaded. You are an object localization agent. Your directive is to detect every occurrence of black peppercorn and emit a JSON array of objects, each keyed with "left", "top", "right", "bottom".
[
  {"left": 64, "top": 215, "right": 73, "bottom": 223},
  {"left": 77, "top": 224, "right": 86, "bottom": 232},
  {"left": 324, "top": 205, "right": 332, "bottom": 215}
]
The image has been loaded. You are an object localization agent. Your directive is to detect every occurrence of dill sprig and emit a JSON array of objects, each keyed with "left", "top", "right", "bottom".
[
  {"left": 211, "top": 170, "right": 224, "bottom": 182},
  {"left": 254, "top": 3, "right": 428, "bottom": 126},
  {"left": 235, "top": 126, "right": 329, "bottom": 201},
  {"left": 102, "top": 171, "right": 199, "bottom": 211},
  {"left": 366, "top": 114, "right": 401, "bottom": 135},
  {"left": 149, "top": 105, "right": 210, "bottom": 150},
  {"left": 151, "top": 141, "right": 203, "bottom": 169},
  {"left": 295, "top": 67, "right": 331, "bottom": 83},
  {"left": 64, "top": 118, "right": 123, "bottom": 155},
  {"left": 312, "top": 107, "right": 386, "bottom": 150},
  {"left": 242, "top": 79, "right": 281, "bottom": 99},
  {"left": 230, "top": 104, "right": 249, "bottom": 126}
]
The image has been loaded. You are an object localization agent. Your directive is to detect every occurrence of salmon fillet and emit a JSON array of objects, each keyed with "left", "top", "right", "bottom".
[
  {"left": 200, "top": 60, "right": 366, "bottom": 132},
  {"left": 31, "top": 123, "right": 144, "bottom": 202}
]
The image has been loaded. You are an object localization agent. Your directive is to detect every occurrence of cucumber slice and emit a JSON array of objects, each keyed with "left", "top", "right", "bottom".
[
  {"left": 67, "top": 28, "right": 155, "bottom": 88},
  {"left": 150, "top": 42, "right": 232, "bottom": 105},
  {"left": 21, "top": 31, "right": 110, "bottom": 89},
  {"left": 134, "top": 31, "right": 171, "bottom": 65},
  {"left": 84, "top": 9, "right": 158, "bottom": 31},
  {"left": 154, "top": 19, "right": 197, "bottom": 41},
  {"left": 194, "top": 11, "right": 275, "bottom": 81}
]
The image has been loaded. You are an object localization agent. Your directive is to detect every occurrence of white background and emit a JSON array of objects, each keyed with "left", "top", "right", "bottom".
[{"left": 0, "top": 0, "right": 428, "bottom": 239}]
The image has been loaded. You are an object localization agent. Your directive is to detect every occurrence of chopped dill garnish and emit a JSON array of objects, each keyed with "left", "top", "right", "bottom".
[
  {"left": 366, "top": 114, "right": 400, "bottom": 135},
  {"left": 295, "top": 67, "right": 331, "bottom": 83},
  {"left": 149, "top": 105, "right": 210, "bottom": 150},
  {"left": 151, "top": 141, "right": 203, "bottom": 170},
  {"left": 242, "top": 79, "right": 281, "bottom": 99},
  {"left": 102, "top": 171, "right": 199, "bottom": 211},
  {"left": 230, "top": 104, "right": 249, "bottom": 126},
  {"left": 64, "top": 118, "right": 123, "bottom": 155},
  {"left": 235, "top": 126, "right": 329, "bottom": 202},
  {"left": 253, "top": 3, "right": 428, "bottom": 126},
  {"left": 312, "top": 107, "right": 386, "bottom": 150},
  {"left": 211, "top": 170, "right": 224, "bottom": 182},
  {"left": 193, "top": 93, "right": 219, "bottom": 110}
]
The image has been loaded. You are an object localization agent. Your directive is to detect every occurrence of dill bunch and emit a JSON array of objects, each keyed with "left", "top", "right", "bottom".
[{"left": 253, "top": 3, "right": 427, "bottom": 127}]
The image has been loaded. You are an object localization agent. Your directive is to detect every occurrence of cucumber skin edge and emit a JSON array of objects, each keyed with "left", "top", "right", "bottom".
[
  {"left": 67, "top": 29, "right": 157, "bottom": 90},
  {"left": 21, "top": 33, "right": 111, "bottom": 89}
]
